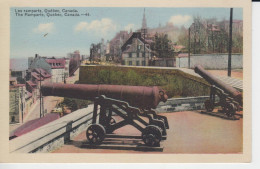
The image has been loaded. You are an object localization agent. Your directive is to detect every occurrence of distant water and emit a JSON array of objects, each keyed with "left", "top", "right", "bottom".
[{"left": 10, "top": 58, "right": 28, "bottom": 71}]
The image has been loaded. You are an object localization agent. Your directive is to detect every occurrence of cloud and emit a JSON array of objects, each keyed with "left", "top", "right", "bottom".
[
  {"left": 33, "top": 22, "right": 54, "bottom": 33},
  {"left": 124, "top": 24, "right": 136, "bottom": 32},
  {"left": 169, "top": 15, "right": 192, "bottom": 27},
  {"left": 74, "top": 18, "right": 118, "bottom": 37}
]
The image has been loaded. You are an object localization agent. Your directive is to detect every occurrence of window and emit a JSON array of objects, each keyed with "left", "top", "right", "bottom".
[
  {"left": 129, "top": 53, "right": 132, "bottom": 58},
  {"left": 129, "top": 61, "right": 132, "bottom": 66},
  {"left": 142, "top": 52, "right": 145, "bottom": 57},
  {"left": 136, "top": 61, "right": 139, "bottom": 66},
  {"left": 137, "top": 52, "right": 139, "bottom": 57},
  {"left": 142, "top": 61, "right": 145, "bottom": 66}
]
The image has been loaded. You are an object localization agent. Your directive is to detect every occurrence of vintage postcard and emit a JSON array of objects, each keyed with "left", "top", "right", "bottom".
[{"left": 0, "top": 0, "right": 251, "bottom": 163}]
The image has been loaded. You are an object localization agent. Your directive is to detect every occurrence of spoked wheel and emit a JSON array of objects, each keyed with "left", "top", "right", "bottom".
[
  {"left": 142, "top": 125, "right": 162, "bottom": 147},
  {"left": 86, "top": 124, "right": 106, "bottom": 145},
  {"left": 225, "top": 103, "right": 236, "bottom": 118},
  {"left": 204, "top": 100, "right": 214, "bottom": 112}
]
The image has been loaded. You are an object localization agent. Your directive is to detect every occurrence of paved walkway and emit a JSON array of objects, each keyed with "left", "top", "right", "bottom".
[{"left": 53, "top": 110, "right": 242, "bottom": 154}]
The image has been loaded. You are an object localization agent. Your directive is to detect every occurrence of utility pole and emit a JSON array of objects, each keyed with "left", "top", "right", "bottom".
[
  {"left": 42, "top": 89, "right": 44, "bottom": 117},
  {"left": 144, "top": 29, "right": 146, "bottom": 66},
  {"left": 141, "top": 8, "right": 147, "bottom": 66},
  {"left": 21, "top": 87, "right": 24, "bottom": 123},
  {"left": 188, "top": 27, "right": 191, "bottom": 69},
  {"left": 193, "top": 23, "right": 196, "bottom": 54},
  {"left": 228, "top": 8, "right": 233, "bottom": 77},
  {"left": 63, "top": 73, "right": 66, "bottom": 84},
  {"left": 39, "top": 68, "right": 42, "bottom": 118}
]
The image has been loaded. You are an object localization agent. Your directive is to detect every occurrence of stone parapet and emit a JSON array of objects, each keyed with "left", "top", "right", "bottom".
[{"left": 10, "top": 105, "right": 94, "bottom": 153}]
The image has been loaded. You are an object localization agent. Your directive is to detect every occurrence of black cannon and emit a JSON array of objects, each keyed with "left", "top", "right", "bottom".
[
  {"left": 41, "top": 83, "right": 169, "bottom": 147},
  {"left": 194, "top": 65, "right": 243, "bottom": 118}
]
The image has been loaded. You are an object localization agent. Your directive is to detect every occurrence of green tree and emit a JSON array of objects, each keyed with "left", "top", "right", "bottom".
[{"left": 151, "top": 33, "right": 174, "bottom": 58}]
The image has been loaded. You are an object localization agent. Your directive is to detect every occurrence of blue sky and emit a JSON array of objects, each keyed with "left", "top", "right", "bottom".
[{"left": 10, "top": 7, "right": 243, "bottom": 58}]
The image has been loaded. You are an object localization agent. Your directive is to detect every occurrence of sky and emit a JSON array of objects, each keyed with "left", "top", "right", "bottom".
[{"left": 10, "top": 7, "right": 243, "bottom": 58}]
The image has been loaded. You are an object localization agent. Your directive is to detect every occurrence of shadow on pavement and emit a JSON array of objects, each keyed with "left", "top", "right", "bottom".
[{"left": 66, "top": 138, "right": 163, "bottom": 152}]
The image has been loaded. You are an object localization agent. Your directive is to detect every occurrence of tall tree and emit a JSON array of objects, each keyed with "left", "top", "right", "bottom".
[{"left": 151, "top": 33, "right": 174, "bottom": 58}]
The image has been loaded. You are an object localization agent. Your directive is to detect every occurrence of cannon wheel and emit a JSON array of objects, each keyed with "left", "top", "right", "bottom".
[
  {"left": 142, "top": 125, "right": 162, "bottom": 147},
  {"left": 225, "top": 103, "right": 236, "bottom": 118},
  {"left": 86, "top": 124, "right": 106, "bottom": 144},
  {"left": 204, "top": 100, "right": 214, "bottom": 112}
]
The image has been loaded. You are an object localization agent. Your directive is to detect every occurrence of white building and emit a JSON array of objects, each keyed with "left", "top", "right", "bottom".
[{"left": 45, "top": 57, "right": 66, "bottom": 83}]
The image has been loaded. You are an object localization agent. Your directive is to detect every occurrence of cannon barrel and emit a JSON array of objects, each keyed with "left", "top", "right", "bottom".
[
  {"left": 41, "top": 83, "right": 168, "bottom": 109},
  {"left": 194, "top": 65, "right": 242, "bottom": 105}
]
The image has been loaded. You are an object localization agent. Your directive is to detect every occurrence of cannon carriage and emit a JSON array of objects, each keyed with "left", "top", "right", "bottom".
[
  {"left": 194, "top": 65, "right": 243, "bottom": 118},
  {"left": 41, "top": 83, "right": 169, "bottom": 147}
]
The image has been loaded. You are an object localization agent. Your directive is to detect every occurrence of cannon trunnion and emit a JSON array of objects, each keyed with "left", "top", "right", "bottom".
[{"left": 41, "top": 83, "right": 169, "bottom": 147}]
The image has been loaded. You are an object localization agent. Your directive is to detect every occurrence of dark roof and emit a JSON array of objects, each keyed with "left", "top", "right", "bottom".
[{"left": 121, "top": 32, "right": 147, "bottom": 52}]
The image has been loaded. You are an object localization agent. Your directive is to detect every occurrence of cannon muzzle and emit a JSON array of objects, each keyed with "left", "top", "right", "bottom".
[
  {"left": 41, "top": 83, "right": 168, "bottom": 109},
  {"left": 194, "top": 65, "right": 242, "bottom": 105}
]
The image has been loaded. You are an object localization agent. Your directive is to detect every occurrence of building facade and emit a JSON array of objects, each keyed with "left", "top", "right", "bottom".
[
  {"left": 45, "top": 57, "right": 66, "bottom": 83},
  {"left": 67, "top": 51, "right": 81, "bottom": 76},
  {"left": 121, "top": 32, "right": 151, "bottom": 66},
  {"left": 9, "top": 84, "right": 26, "bottom": 123},
  {"left": 28, "top": 54, "right": 52, "bottom": 74},
  {"left": 109, "top": 31, "right": 132, "bottom": 62}
]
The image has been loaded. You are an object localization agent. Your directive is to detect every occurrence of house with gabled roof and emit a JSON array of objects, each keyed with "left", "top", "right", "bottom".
[{"left": 121, "top": 32, "right": 151, "bottom": 66}]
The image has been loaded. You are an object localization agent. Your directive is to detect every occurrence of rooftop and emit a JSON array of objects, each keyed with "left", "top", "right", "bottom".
[
  {"left": 45, "top": 58, "right": 65, "bottom": 69},
  {"left": 26, "top": 81, "right": 37, "bottom": 87},
  {"left": 33, "top": 68, "right": 51, "bottom": 78}
]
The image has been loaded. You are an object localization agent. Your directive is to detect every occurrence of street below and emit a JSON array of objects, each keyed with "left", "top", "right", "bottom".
[{"left": 9, "top": 68, "right": 80, "bottom": 133}]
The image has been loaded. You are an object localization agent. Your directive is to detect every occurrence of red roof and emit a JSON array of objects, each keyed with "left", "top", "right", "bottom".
[
  {"left": 45, "top": 58, "right": 65, "bottom": 69},
  {"left": 33, "top": 68, "right": 51, "bottom": 78},
  {"left": 9, "top": 113, "right": 60, "bottom": 139},
  {"left": 178, "top": 53, "right": 189, "bottom": 58},
  {"left": 31, "top": 72, "right": 41, "bottom": 80},
  {"left": 174, "top": 45, "right": 185, "bottom": 49},
  {"left": 14, "top": 84, "right": 25, "bottom": 87},
  {"left": 10, "top": 77, "right": 17, "bottom": 81},
  {"left": 26, "top": 81, "right": 37, "bottom": 87},
  {"left": 145, "top": 39, "right": 154, "bottom": 44}
]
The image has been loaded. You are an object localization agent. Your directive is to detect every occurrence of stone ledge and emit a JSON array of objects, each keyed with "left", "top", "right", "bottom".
[
  {"left": 156, "top": 96, "right": 210, "bottom": 112},
  {"left": 10, "top": 104, "right": 94, "bottom": 153}
]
